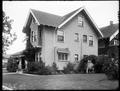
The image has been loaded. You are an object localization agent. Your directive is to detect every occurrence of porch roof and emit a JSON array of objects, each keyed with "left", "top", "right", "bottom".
[{"left": 57, "top": 48, "right": 70, "bottom": 54}]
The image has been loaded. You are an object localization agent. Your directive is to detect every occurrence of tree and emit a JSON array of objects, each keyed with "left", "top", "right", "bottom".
[{"left": 2, "top": 11, "right": 17, "bottom": 54}]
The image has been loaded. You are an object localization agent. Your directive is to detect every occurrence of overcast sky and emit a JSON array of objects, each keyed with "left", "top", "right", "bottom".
[{"left": 3, "top": 1, "right": 119, "bottom": 55}]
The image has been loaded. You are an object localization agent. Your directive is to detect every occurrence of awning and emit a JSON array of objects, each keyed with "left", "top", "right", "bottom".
[{"left": 57, "top": 48, "right": 70, "bottom": 54}]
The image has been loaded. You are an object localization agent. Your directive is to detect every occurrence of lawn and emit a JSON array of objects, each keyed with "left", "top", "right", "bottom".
[{"left": 2, "top": 73, "right": 119, "bottom": 90}]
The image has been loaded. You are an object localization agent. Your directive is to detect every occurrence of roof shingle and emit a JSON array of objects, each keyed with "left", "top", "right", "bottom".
[
  {"left": 30, "top": 8, "right": 80, "bottom": 27},
  {"left": 100, "top": 24, "right": 119, "bottom": 38}
]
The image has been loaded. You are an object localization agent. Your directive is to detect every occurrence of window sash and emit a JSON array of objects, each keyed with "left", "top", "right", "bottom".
[
  {"left": 78, "top": 16, "right": 83, "bottom": 26},
  {"left": 75, "top": 33, "right": 79, "bottom": 41},
  {"left": 58, "top": 53, "right": 68, "bottom": 61},
  {"left": 57, "top": 30, "right": 64, "bottom": 42},
  {"left": 83, "top": 35, "right": 87, "bottom": 42},
  {"left": 75, "top": 54, "right": 78, "bottom": 62},
  {"left": 89, "top": 36, "right": 93, "bottom": 46}
]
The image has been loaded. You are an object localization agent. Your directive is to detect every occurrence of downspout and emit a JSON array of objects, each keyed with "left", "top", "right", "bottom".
[{"left": 54, "top": 27, "right": 58, "bottom": 63}]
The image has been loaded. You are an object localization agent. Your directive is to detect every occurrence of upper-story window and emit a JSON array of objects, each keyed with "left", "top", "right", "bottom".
[
  {"left": 78, "top": 16, "right": 83, "bottom": 27},
  {"left": 89, "top": 36, "right": 93, "bottom": 46},
  {"left": 114, "top": 40, "right": 119, "bottom": 45},
  {"left": 57, "top": 30, "right": 64, "bottom": 42},
  {"left": 31, "top": 31, "right": 37, "bottom": 42},
  {"left": 83, "top": 35, "right": 87, "bottom": 42},
  {"left": 75, "top": 33, "right": 79, "bottom": 41},
  {"left": 31, "top": 31, "right": 34, "bottom": 42}
]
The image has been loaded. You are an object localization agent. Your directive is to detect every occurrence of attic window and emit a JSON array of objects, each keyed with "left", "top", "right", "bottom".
[{"left": 78, "top": 16, "right": 83, "bottom": 27}]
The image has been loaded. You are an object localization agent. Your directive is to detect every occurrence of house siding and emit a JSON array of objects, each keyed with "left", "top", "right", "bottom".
[{"left": 42, "top": 12, "right": 98, "bottom": 70}]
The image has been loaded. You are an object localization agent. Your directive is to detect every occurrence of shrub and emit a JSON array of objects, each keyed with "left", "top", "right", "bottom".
[
  {"left": 62, "top": 62, "right": 74, "bottom": 74},
  {"left": 47, "top": 62, "right": 58, "bottom": 75},
  {"left": 7, "top": 58, "right": 18, "bottom": 72},
  {"left": 102, "top": 58, "right": 119, "bottom": 80},
  {"left": 25, "top": 60, "right": 52, "bottom": 75},
  {"left": 77, "top": 55, "right": 97, "bottom": 73},
  {"left": 94, "top": 55, "right": 109, "bottom": 73}
]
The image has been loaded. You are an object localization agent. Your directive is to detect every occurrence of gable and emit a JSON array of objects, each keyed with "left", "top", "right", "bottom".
[
  {"left": 100, "top": 24, "right": 118, "bottom": 38},
  {"left": 23, "top": 7, "right": 103, "bottom": 38}
]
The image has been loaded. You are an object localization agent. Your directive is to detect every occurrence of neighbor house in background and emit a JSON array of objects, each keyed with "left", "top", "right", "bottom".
[
  {"left": 23, "top": 7, "right": 103, "bottom": 70},
  {"left": 98, "top": 21, "right": 119, "bottom": 58}
]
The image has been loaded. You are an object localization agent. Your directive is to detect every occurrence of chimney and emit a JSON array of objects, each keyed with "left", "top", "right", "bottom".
[{"left": 110, "top": 21, "right": 113, "bottom": 25}]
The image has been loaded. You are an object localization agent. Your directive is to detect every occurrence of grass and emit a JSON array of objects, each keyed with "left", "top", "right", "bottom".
[{"left": 2, "top": 73, "right": 119, "bottom": 90}]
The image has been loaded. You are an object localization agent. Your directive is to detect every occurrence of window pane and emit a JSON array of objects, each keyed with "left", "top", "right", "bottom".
[
  {"left": 83, "top": 35, "right": 87, "bottom": 42},
  {"left": 58, "top": 53, "right": 61, "bottom": 60},
  {"left": 89, "top": 40, "right": 93, "bottom": 46},
  {"left": 78, "top": 16, "right": 83, "bottom": 27},
  {"left": 89, "top": 36, "right": 93, "bottom": 40},
  {"left": 75, "top": 33, "right": 79, "bottom": 41},
  {"left": 57, "top": 30, "right": 64, "bottom": 36},
  {"left": 58, "top": 36, "right": 64, "bottom": 41},
  {"left": 62, "top": 54, "right": 64, "bottom": 60},
  {"left": 65, "top": 54, "right": 68, "bottom": 60},
  {"left": 75, "top": 54, "right": 78, "bottom": 62}
]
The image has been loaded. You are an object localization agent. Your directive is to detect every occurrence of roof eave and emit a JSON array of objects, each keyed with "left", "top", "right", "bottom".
[
  {"left": 58, "top": 7, "right": 84, "bottom": 28},
  {"left": 58, "top": 7, "right": 103, "bottom": 38},
  {"left": 23, "top": 9, "right": 40, "bottom": 33},
  {"left": 110, "top": 29, "right": 119, "bottom": 41}
]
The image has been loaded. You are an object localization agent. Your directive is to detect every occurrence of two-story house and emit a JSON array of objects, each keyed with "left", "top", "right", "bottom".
[
  {"left": 98, "top": 21, "right": 119, "bottom": 58},
  {"left": 23, "top": 7, "right": 103, "bottom": 70}
]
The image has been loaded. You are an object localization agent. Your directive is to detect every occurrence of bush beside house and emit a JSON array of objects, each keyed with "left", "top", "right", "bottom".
[
  {"left": 76, "top": 55, "right": 97, "bottom": 73},
  {"left": 24, "top": 61, "right": 59, "bottom": 75},
  {"left": 7, "top": 58, "right": 18, "bottom": 72},
  {"left": 102, "top": 58, "right": 119, "bottom": 80},
  {"left": 62, "top": 62, "right": 75, "bottom": 74}
]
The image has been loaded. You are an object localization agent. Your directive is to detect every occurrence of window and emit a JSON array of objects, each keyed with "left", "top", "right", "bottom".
[
  {"left": 57, "top": 30, "right": 64, "bottom": 42},
  {"left": 83, "top": 35, "right": 87, "bottom": 42},
  {"left": 31, "top": 31, "right": 37, "bottom": 42},
  {"left": 31, "top": 31, "right": 34, "bottom": 42},
  {"left": 75, "top": 54, "right": 79, "bottom": 62},
  {"left": 75, "top": 33, "right": 79, "bottom": 41},
  {"left": 34, "top": 32, "right": 37, "bottom": 42},
  {"left": 114, "top": 40, "right": 118, "bottom": 45},
  {"left": 58, "top": 53, "right": 68, "bottom": 61},
  {"left": 78, "top": 16, "right": 83, "bottom": 27},
  {"left": 89, "top": 36, "right": 93, "bottom": 46}
]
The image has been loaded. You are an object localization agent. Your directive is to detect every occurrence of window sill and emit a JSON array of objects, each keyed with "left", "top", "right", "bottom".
[
  {"left": 58, "top": 60, "right": 68, "bottom": 62},
  {"left": 89, "top": 45, "right": 93, "bottom": 47},
  {"left": 75, "top": 40, "right": 79, "bottom": 42},
  {"left": 83, "top": 41, "right": 87, "bottom": 43},
  {"left": 57, "top": 41, "right": 64, "bottom": 43}
]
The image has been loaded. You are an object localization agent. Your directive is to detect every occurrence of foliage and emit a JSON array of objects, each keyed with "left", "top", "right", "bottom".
[
  {"left": 2, "top": 11, "right": 17, "bottom": 54},
  {"left": 25, "top": 60, "right": 52, "bottom": 75},
  {"left": 46, "top": 62, "right": 58, "bottom": 75},
  {"left": 102, "top": 58, "right": 119, "bottom": 80},
  {"left": 62, "top": 62, "right": 74, "bottom": 74},
  {"left": 7, "top": 58, "right": 18, "bottom": 72},
  {"left": 94, "top": 55, "right": 109, "bottom": 73},
  {"left": 77, "top": 55, "right": 97, "bottom": 73}
]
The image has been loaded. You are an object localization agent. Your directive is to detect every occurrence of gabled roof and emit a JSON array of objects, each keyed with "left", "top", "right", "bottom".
[
  {"left": 24, "top": 7, "right": 103, "bottom": 37},
  {"left": 100, "top": 23, "right": 119, "bottom": 38}
]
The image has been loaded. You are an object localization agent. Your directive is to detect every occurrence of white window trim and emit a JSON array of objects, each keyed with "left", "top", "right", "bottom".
[
  {"left": 58, "top": 53, "right": 68, "bottom": 61},
  {"left": 83, "top": 35, "right": 87, "bottom": 42},
  {"left": 75, "top": 33, "right": 79, "bottom": 41},
  {"left": 89, "top": 36, "right": 94, "bottom": 46},
  {"left": 57, "top": 29, "right": 65, "bottom": 42}
]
